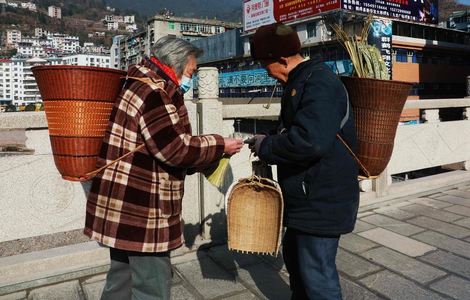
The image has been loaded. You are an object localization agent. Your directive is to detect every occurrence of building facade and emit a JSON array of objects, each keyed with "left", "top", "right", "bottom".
[
  {"left": 61, "top": 54, "right": 111, "bottom": 68},
  {"left": 6, "top": 30, "right": 21, "bottom": 47},
  {"left": 110, "top": 35, "right": 124, "bottom": 69},
  {"left": 48, "top": 6, "right": 61, "bottom": 19},
  {"left": 447, "top": 10, "right": 470, "bottom": 33}
]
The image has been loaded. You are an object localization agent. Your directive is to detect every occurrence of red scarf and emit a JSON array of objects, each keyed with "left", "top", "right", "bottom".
[{"left": 149, "top": 57, "right": 179, "bottom": 85}]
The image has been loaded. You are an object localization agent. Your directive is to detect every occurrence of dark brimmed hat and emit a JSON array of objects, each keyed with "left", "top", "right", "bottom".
[{"left": 250, "top": 22, "right": 301, "bottom": 60}]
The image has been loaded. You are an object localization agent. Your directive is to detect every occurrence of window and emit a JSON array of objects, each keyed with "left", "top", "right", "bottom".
[
  {"left": 395, "top": 49, "right": 408, "bottom": 62},
  {"left": 168, "top": 22, "right": 175, "bottom": 30},
  {"left": 307, "top": 22, "right": 316, "bottom": 38}
]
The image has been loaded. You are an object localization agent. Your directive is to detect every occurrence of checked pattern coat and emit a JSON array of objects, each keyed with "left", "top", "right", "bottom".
[{"left": 84, "top": 58, "right": 225, "bottom": 252}]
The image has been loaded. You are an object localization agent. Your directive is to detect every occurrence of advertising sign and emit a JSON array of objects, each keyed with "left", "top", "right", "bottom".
[
  {"left": 342, "top": 0, "right": 438, "bottom": 24},
  {"left": 243, "top": 0, "right": 341, "bottom": 32},
  {"left": 219, "top": 69, "right": 277, "bottom": 88},
  {"left": 367, "top": 18, "right": 393, "bottom": 76}
]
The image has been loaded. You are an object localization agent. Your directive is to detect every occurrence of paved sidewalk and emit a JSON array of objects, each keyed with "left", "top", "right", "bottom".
[{"left": 12, "top": 181, "right": 470, "bottom": 300}]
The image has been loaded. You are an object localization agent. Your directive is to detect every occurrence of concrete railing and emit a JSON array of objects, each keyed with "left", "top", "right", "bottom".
[{"left": 1, "top": 67, "right": 470, "bottom": 251}]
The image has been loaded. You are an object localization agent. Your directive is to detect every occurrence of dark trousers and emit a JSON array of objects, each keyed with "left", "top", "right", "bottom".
[
  {"left": 101, "top": 248, "right": 172, "bottom": 300},
  {"left": 283, "top": 228, "right": 342, "bottom": 300}
]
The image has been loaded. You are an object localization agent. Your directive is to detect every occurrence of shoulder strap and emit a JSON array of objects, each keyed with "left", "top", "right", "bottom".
[{"left": 340, "top": 84, "right": 350, "bottom": 130}]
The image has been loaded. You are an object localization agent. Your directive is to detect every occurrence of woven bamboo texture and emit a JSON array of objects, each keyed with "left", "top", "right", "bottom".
[
  {"left": 341, "top": 77, "right": 413, "bottom": 177},
  {"left": 32, "top": 66, "right": 126, "bottom": 181},
  {"left": 226, "top": 176, "right": 283, "bottom": 256}
]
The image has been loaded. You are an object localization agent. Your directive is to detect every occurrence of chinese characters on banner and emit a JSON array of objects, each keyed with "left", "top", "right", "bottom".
[
  {"left": 367, "top": 18, "right": 393, "bottom": 76},
  {"left": 243, "top": 0, "right": 340, "bottom": 32},
  {"left": 342, "top": 0, "right": 438, "bottom": 24}
]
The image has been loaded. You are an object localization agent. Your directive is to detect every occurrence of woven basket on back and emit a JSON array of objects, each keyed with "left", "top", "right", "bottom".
[
  {"left": 32, "top": 66, "right": 126, "bottom": 181},
  {"left": 226, "top": 176, "right": 283, "bottom": 256},
  {"left": 341, "top": 77, "right": 413, "bottom": 177}
]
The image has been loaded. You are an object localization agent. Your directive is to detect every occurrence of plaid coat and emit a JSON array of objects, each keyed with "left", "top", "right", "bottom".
[{"left": 84, "top": 58, "right": 225, "bottom": 252}]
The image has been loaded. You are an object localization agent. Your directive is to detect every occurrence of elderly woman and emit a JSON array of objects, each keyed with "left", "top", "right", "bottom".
[{"left": 84, "top": 36, "right": 243, "bottom": 299}]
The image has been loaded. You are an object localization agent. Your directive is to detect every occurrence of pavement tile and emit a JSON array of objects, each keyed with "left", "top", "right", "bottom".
[
  {"left": 340, "top": 277, "right": 383, "bottom": 300},
  {"left": 373, "top": 207, "right": 416, "bottom": 220},
  {"left": 407, "top": 216, "right": 470, "bottom": 238},
  {"left": 444, "top": 205, "right": 470, "bottom": 217},
  {"left": 430, "top": 275, "right": 470, "bottom": 300},
  {"left": 407, "top": 197, "right": 453, "bottom": 209},
  {"left": 361, "top": 247, "right": 446, "bottom": 284},
  {"left": 28, "top": 280, "right": 84, "bottom": 300},
  {"left": 339, "top": 234, "right": 379, "bottom": 254},
  {"left": 0, "top": 292, "right": 27, "bottom": 300},
  {"left": 413, "top": 231, "right": 470, "bottom": 259},
  {"left": 456, "top": 217, "right": 470, "bottom": 229},
  {"left": 358, "top": 228, "right": 435, "bottom": 257},
  {"left": 420, "top": 250, "right": 470, "bottom": 280},
  {"left": 399, "top": 204, "right": 463, "bottom": 222},
  {"left": 175, "top": 257, "right": 245, "bottom": 299},
  {"left": 361, "top": 214, "right": 424, "bottom": 236},
  {"left": 221, "top": 291, "right": 259, "bottom": 299},
  {"left": 442, "top": 189, "right": 470, "bottom": 200},
  {"left": 353, "top": 220, "right": 377, "bottom": 233},
  {"left": 170, "top": 285, "right": 196, "bottom": 300},
  {"left": 336, "top": 248, "right": 381, "bottom": 278},
  {"left": 235, "top": 263, "right": 291, "bottom": 300},
  {"left": 357, "top": 211, "right": 375, "bottom": 219},
  {"left": 360, "top": 270, "right": 447, "bottom": 300},
  {"left": 435, "top": 194, "right": 470, "bottom": 208},
  {"left": 207, "top": 245, "right": 264, "bottom": 272}
]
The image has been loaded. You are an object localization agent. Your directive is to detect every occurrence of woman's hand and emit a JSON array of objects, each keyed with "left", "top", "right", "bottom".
[{"left": 223, "top": 138, "right": 244, "bottom": 156}]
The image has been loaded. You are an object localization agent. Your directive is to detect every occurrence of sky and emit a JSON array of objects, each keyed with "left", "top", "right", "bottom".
[{"left": 458, "top": 0, "right": 470, "bottom": 5}]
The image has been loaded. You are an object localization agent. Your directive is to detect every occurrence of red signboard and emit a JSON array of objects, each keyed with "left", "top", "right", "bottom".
[{"left": 244, "top": 0, "right": 340, "bottom": 32}]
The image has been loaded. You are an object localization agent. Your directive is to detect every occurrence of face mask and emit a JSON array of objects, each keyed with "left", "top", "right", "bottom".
[{"left": 179, "top": 75, "right": 192, "bottom": 94}]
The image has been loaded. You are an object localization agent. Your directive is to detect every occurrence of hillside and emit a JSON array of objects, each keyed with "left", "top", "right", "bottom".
[
  {"left": 105, "top": 0, "right": 243, "bottom": 22},
  {"left": 0, "top": 0, "right": 143, "bottom": 47}
]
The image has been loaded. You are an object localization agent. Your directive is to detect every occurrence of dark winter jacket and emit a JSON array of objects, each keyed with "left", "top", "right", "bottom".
[{"left": 258, "top": 55, "right": 359, "bottom": 236}]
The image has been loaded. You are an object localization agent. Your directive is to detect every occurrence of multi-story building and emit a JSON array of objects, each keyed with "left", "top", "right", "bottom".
[
  {"left": 48, "top": 6, "right": 61, "bottom": 19},
  {"left": 117, "top": 15, "right": 239, "bottom": 70},
  {"left": 110, "top": 35, "right": 124, "bottom": 69},
  {"left": 34, "top": 28, "right": 49, "bottom": 38},
  {"left": 447, "top": 10, "right": 470, "bottom": 33},
  {"left": 124, "top": 16, "right": 135, "bottom": 24},
  {"left": 20, "top": 2, "right": 36, "bottom": 11},
  {"left": 47, "top": 33, "right": 80, "bottom": 53},
  {"left": 17, "top": 42, "right": 46, "bottom": 58},
  {"left": 61, "top": 54, "right": 111, "bottom": 68},
  {"left": 107, "top": 21, "right": 119, "bottom": 31},
  {"left": 194, "top": 4, "right": 470, "bottom": 122},
  {"left": 126, "top": 24, "right": 138, "bottom": 33},
  {"left": 6, "top": 30, "right": 21, "bottom": 48},
  {"left": 0, "top": 57, "right": 51, "bottom": 105},
  {"left": 147, "top": 15, "right": 239, "bottom": 46},
  {"left": 118, "top": 30, "right": 148, "bottom": 70}
]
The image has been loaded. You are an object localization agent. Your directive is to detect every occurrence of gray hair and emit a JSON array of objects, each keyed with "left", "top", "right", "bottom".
[{"left": 151, "top": 36, "right": 203, "bottom": 77}]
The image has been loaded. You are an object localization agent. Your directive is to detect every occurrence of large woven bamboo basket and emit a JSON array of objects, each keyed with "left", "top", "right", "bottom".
[
  {"left": 32, "top": 66, "right": 126, "bottom": 181},
  {"left": 226, "top": 176, "right": 283, "bottom": 255},
  {"left": 341, "top": 77, "right": 413, "bottom": 177}
]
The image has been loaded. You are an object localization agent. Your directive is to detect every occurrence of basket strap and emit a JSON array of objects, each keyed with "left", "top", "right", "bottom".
[
  {"left": 336, "top": 134, "right": 373, "bottom": 179},
  {"left": 79, "top": 144, "right": 146, "bottom": 181},
  {"left": 123, "top": 76, "right": 168, "bottom": 95}
]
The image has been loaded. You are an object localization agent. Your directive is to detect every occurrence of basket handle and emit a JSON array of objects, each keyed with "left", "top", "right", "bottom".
[{"left": 79, "top": 144, "right": 146, "bottom": 181}]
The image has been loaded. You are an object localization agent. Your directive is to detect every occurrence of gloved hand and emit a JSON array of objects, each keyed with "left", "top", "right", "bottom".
[{"left": 245, "top": 134, "right": 266, "bottom": 156}]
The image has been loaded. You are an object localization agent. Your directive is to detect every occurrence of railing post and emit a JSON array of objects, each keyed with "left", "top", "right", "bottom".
[
  {"left": 466, "top": 75, "right": 470, "bottom": 98},
  {"left": 421, "top": 109, "right": 440, "bottom": 123},
  {"left": 373, "top": 167, "right": 392, "bottom": 197},
  {"left": 196, "top": 67, "right": 226, "bottom": 241}
]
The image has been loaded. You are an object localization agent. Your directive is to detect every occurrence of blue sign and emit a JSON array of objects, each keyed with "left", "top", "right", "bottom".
[{"left": 368, "top": 18, "right": 393, "bottom": 76}]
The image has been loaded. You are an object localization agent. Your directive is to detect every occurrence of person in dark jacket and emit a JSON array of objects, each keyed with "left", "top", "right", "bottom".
[{"left": 248, "top": 23, "right": 360, "bottom": 299}]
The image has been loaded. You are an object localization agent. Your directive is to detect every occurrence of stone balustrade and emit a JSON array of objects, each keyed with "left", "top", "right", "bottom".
[{"left": 1, "top": 67, "right": 470, "bottom": 249}]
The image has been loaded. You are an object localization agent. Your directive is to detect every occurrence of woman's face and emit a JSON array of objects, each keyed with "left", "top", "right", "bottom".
[{"left": 180, "top": 55, "right": 198, "bottom": 82}]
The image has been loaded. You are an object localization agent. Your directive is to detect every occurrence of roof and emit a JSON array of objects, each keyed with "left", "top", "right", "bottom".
[
  {"left": 27, "top": 57, "right": 47, "bottom": 63},
  {"left": 148, "top": 15, "right": 240, "bottom": 28}
]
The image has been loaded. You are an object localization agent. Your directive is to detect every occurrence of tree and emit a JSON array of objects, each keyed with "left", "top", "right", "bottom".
[
  {"left": 5, "top": 104, "right": 17, "bottom": 112},
  {"left": 25, "top": 104, "right": 36, "bottom": 111}
]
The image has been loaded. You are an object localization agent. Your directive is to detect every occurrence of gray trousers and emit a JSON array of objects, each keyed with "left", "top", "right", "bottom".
[{"left": 101, "top": 248, "right": 172, "bottom": 300}]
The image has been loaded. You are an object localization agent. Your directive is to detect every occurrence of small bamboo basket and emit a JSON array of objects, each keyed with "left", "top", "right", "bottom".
[{"left": 226, "top": 176, "right": 284, "bottom": 256}]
